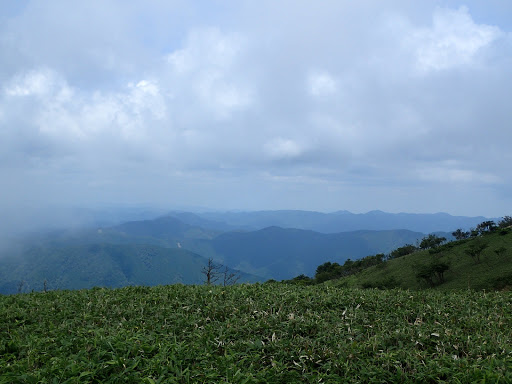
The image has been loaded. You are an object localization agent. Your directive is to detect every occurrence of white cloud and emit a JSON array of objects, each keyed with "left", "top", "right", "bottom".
[
  {"left": 0, "top": 1, "right": 511, "bottom": 218},
  {"left": 409, "top": 6, "right": 502, "bottom": 73},
  {"left": 264, "top": 138, "right": 304, "bottom": 160},
  {"left": 167, "top": 28, "right": 242, "bottom": 73},
  {"left": 126, "top": 80, "right": 167, "bottom": 121},
  {"left": 308, "top": 71, "right": 337, "bottom": 97},
  {"left": 2, "top": 68, "right": 167, "bottom": 145},
  {"left": 4, "top": 68, "right": 62, "bottom": 97},
  {"left": 165, "top": 28, "right": 252, "bottom": 119}
]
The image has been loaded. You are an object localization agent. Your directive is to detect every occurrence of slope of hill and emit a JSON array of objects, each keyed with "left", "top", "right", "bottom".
[
  {"left": 185, "top": 226, "right": 425, "bottom": 280},
  {"left": 336, "top": 229, "right": 512, "bottom": 290},
  {"left": 165, "top": 211, "right": 242, "bottom": 231},
  {"left": 191, "top": 210, "right": 489, "bottom": 233},
  {"left": 111, "top": 215, "right": 220, "bottom": 241},
  {"left": 4, "top": 215, "right": 220, "bottom": 257},
  {"left": 0, "top": 243, "right": 258, "bottom": 294}
]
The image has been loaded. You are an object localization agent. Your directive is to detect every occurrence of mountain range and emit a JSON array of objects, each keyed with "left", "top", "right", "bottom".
[
  {"left": 168, "top": 210, "right": 488, "bottom": 233},
  {"left": 184, "top": 226, "right": 424, "bottom": 280},
  {"left": 0, "top": 210, "right": 494, "bottom": 293}
]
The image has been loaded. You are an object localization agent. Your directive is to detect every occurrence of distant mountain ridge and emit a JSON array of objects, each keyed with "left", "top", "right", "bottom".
[
  {"left": 112, "top": 215, "right": 221, "bottom": 241},
  {"left": 0, "top": 209, "right": 496, "bottom": 293},
  {"left": 173, "top": 210, "right": 490, "bottom": 234},
  {"left": 106, "top": 215, "right": 429, "bottom": 280},
  {"left": 184, "top": 226, "right": 425, "bottom": 280}
]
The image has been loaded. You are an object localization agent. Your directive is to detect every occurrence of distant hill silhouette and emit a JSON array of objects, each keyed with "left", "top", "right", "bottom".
[{"left": 174, "top": 210, "right": 489, "bottom": 233}]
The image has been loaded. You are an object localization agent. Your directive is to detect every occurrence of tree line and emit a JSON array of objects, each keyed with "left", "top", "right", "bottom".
[{"left": 285, "top": 216, "right": 512, "bottom": 287}]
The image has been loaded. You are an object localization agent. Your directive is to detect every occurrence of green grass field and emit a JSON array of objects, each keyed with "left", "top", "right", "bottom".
[{"left": 1, "top": 284, "right": 511, "bottom": 383}]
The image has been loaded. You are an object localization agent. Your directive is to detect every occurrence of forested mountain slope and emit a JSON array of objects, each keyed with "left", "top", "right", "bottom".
[
  {"left": 0, "top": 244, "right": 257, "bottom": 294},
  {"left": 186, "top": 226, "right": 425, "bottom": 280}
]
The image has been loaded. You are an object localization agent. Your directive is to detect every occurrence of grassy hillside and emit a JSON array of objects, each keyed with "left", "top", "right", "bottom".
[
  {"left": 0, "top": 244, "right": 257, "bottom": 294},
  {"left": 1, "top": 284, "right": 511, "bottom": 382},
  {"left": 337, "top": 229, "right": 512, "bottom": 290},
  {"left": 188, "top": 227, "right": 425, "bottom": 280}
]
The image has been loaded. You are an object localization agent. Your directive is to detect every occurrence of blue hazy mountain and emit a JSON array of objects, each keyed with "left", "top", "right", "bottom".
[
  {"left": 105, "top": 214, "right": 430, "bottom": 280},
  {"left": 1, "top": 209, "right": 489, "bottom": 292},
  {"left": 181, "top": 210, "right": 489, "bottom": 233},
  {"left": 185, "top": 226, "right": 425, "bottom": 280},
  {"left": 0, "top": 243, "right": 258, "bottom": 294}
]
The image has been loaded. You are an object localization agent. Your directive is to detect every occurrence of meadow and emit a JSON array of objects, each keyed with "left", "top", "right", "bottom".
[{"left": 1, "top": 284, "right": 511, "bottom": 383}]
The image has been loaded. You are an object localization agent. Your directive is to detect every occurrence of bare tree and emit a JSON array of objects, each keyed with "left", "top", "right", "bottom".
[
  {"left": 202, "top": 258, "right": 221, "bottom": 285},
  {"left": 222, "top": 267, "right": 240, "bottom": 286},
  {"left": 17, "top": 280, "right": 25, "bottom": 294}
]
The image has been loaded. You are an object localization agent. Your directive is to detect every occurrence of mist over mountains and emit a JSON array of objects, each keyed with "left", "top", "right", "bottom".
[{"left": 0, "top": 209, "right": 494, "bottom": 294}]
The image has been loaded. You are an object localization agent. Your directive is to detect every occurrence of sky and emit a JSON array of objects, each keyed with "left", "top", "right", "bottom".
[{"left": 1, "top": 0, "right": 511, "bottom": 231}]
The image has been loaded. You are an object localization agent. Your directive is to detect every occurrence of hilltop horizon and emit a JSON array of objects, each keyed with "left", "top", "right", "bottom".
[
  {"left": 0, "top": 205, "right": 497, "bottom": 238},
  {"left": 2, "top": 1, "right": 512, "bottom": 242}
]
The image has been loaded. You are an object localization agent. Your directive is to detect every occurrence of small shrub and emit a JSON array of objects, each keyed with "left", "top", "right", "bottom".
[{"left": 415, "top": 259, "right": 450, "bottom": 287}]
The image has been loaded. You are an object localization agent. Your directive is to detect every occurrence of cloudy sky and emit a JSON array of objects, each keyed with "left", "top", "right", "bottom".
[{"left": 1, "top": 0, "right": 511, "bottom": 226}]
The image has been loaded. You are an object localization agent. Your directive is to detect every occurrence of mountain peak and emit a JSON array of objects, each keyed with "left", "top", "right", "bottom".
[{"left": 366, "top": 210, "right": 386, "bottom": 215}]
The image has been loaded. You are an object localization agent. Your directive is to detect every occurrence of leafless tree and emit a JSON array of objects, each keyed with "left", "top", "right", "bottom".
[
  {"left": 17, "top": 280, "right": 25, "bottom": 294},
  {"left": 202, "top": 258, "right": 221, "bottom": 285},
  {"left": 222, "top": 267, "right": 240, "bottom": 286}
]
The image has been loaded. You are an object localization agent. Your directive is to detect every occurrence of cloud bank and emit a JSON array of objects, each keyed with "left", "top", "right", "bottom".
[{"left": 1, "top": 1, "right": 511, "bottom": 231}]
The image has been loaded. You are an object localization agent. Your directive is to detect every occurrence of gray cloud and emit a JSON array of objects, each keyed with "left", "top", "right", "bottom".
[{"left": 1, "top": 0, "right": 511, "bottom": 234}]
